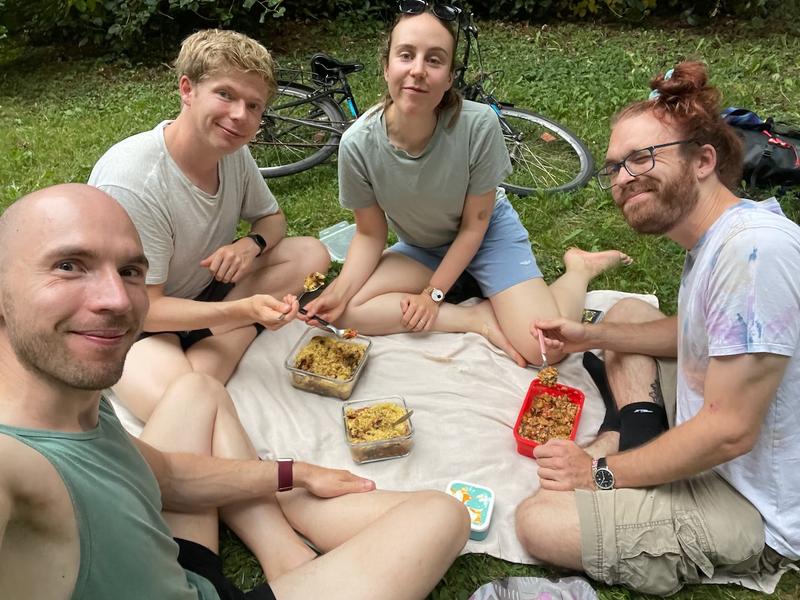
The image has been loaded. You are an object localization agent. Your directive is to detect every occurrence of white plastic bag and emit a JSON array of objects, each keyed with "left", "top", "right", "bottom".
[{"left": 468, "top": 576, "right": 598, "bottom": 600}]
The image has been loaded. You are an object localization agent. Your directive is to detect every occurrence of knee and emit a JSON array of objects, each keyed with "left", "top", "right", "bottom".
[
  {"left": 412, "top": 490, "right": 471, "bottom": 545},
  {"left": 605, "top": 297, "right": 663, "bottom": 324},
  {"left": 514, "top": 491, "right": 563, "bottom": 561},
  {"left": 161, "top": 372, "right": 235, "bottom": 416},
  {"left": 295, "top": 237, "right": 331, "bottom": 273}
]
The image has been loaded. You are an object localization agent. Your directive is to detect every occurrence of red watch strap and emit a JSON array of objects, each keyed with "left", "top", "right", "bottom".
[{"left": 277, "top": 459, "right": 293, "bottom": 492}]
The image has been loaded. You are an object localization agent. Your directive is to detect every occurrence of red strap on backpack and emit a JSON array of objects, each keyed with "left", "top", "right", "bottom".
[{"left": 762, "top": 130, "right": 800, "bottom": 167}]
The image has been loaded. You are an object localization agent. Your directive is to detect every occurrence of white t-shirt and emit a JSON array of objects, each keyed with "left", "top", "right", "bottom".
[
  {"left": 677, "top": 198, "right": 800, "bottom": 559},
  {"left": 89, "top": 121, "right": 279, "bottom": 299}
]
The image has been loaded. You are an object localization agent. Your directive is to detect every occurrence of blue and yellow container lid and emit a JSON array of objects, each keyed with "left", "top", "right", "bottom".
[{"left": 445, "top": 480, "right": 495, "bottom": 541}]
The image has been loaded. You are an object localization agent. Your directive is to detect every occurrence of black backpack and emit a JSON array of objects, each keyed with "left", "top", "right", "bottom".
[{"left": 722, "top": 107, "right": 800, "bottom": 189}]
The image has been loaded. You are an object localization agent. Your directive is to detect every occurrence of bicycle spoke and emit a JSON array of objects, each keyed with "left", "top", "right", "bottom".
[
  {"left": 498, "top": 107, "right": 593, "bottom": 194},
  {"left": 253, "top": 83, "right": 346, "bottom": 178},
  {"left": 510, "top": 141, "right": 576, "bottom": 187}
]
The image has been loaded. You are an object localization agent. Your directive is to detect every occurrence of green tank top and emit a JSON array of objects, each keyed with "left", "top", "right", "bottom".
[{"left": 0, "top": 397, "right": 219, "bottom": 600}]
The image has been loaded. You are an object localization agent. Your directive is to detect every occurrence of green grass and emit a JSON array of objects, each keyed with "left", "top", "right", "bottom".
[{"left": 2, "top": 16, "right": 799, "bottom": 600}]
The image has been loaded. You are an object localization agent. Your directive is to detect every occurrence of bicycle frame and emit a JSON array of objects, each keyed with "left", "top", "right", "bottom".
[
  {"left": 452, "top": 11, "right": 476, "bottom": 92},
  {"left": 272, "top": 67, "right": 361, "bottom": 134},
  {"left": 258, "top": 6, "right": 595, "bottom": 192}
]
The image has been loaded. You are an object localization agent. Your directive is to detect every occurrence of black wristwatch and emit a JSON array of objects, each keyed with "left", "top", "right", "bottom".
[
  {"left": 592, "top": 457, "right": 615, "bottom": 490},
  {"left": 245, "top": 233, "right": 267, "bottom": 257}
]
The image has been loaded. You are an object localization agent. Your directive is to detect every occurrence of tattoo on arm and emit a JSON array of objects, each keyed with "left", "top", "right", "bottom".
[{"left": 649, "top": 380, "right": 664, "bottom": 405}]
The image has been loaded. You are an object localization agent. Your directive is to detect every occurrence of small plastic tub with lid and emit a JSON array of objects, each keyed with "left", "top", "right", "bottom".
[{"left": 445, "top": 480, "right": 495, "bottom": 541}]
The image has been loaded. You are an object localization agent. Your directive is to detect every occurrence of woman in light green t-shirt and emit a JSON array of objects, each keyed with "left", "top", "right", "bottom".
[{"left": 304, "top": 2, "right": 630, "bottom": 367}]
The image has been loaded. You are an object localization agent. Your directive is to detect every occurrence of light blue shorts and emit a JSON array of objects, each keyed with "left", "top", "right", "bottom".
[{"left": 388, "top": 197, "right": 542, "bottom": 297}]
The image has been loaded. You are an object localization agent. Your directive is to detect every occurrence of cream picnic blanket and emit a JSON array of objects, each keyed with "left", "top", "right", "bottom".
[{"left": 112, "top": 289, "right": 792, "bottom": 593}]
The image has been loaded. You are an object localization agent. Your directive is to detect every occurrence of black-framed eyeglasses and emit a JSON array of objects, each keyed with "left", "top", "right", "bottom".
[
  {"left": 595, "top": 140, "right": 697, "bottom": 190},
  {"left": 398, "top": 0, "right": 462, "bottom": 22}
]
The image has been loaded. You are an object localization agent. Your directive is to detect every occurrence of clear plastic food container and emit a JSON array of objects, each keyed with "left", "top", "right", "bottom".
[
  {"left": 342, "top": 396, "right": 414, "bottom": 464},
  {"left": 284, "top": 328, "right": 371, "bottom": 400}
]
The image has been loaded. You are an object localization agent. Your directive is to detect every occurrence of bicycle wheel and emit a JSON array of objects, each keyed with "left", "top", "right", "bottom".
[
  {"left": 253, "top": 82, "right": 346, "bottom": 178},
  {"left": 498, "top": 106, "right": 594, "bottom": 195}
]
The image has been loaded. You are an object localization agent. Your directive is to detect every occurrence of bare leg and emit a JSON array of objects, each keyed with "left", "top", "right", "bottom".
[
  {"left": 185, "top": 326, "right": 258, "bottom": 382},
  {"left": 112, "top": 328, "right": 260, "bottom": 421},
  {"left": 230, "top": 236, "right": 330, "bottom": 301},
  {"left": 515, "top": 489, "right": 583, "bottom": 570},
  {"left": 140, "top": 373, "right": 315, "bottom": 580},
  {"left": 583, "top": 430, "right": 621, "bottom": 459},
  {"left": 603, "top": 298, "right": 667, "bottom": 411},
  {"left": 271, "top": 489, "right": 470, "bottom": 600},
  {"left": 112, "top": 335, "right": 194, "bottom": 421},
  {"left": 548, "top": 248, "right": 633, "bottom": 320},
  {"left": 335, "top": 248, "right": 629, "bottom": 367},
  {"left": 491, "top": 248, "right": 632, "bottom": 365},
  {"left": 515, "top": 300, "right": 663, "bottom": 572},
  {"left": 336, "top": 253, "right": 526, "bottom": 365},
  {"left": 112, "top": 237, "right": 329, "bottom": 419}
]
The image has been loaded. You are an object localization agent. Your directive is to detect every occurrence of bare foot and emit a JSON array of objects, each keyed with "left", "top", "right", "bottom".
[
  {"left": 471, "top": 300, "right": 527, "bottom": 367},
  {"left": 563, "top": 247, "right": 633, "bottom": 279}
]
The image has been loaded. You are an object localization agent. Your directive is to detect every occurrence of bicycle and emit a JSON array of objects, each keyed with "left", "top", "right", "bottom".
[{"left": 252, "top": 9, "right": 594, "bottom": 195}]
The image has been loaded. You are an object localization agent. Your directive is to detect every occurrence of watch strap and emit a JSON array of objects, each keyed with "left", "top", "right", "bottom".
[
  {"left": 277, "top": 458, "right": 293, "bottom": 492},
  {"left": 246, "top": 233, "right": 267, "bottom": 257},
  {"left": 593, "top": 456, "right": 615, "bottom": 490}
]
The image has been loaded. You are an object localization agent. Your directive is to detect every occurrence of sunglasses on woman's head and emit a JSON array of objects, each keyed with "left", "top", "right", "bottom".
[{"left": 397, "top": 0, "right": 462, "bottom": 22}]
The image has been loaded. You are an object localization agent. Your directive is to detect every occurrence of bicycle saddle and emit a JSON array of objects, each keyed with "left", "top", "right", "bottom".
[{"left": 310, "top": 53, "right": 364, "bottom": 86}]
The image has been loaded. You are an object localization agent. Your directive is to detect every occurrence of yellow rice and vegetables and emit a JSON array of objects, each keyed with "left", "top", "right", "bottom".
[
  {"left": 294, "top": 336, "right": 366, "bottom": 380},
  {"left": 345, "top": 403, "right": 410, "bottom": 443}
]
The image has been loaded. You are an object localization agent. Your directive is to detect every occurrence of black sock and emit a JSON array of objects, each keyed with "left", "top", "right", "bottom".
[
  {"left": 582, "top": 352, "right": 620, "bottom": 434},
  {"left": 618, "top": 401, "right": 668, "bottom": 451}
]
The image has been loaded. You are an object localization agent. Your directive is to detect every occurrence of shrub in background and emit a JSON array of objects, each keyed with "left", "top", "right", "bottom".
[
  {"left": 1, "top": 0, "right": 798, "bottom": 50},
  {"left": 468, "top": 0, "right": 798, "bottom": 21}
]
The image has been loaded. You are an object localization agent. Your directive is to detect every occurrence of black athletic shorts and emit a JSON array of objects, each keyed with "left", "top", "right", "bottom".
[
  {"left": 176, "top": 537, "right": 277, "bottom": 600},
  {"left": 139, "top": 279, "right": 264, "bottom": 350}
]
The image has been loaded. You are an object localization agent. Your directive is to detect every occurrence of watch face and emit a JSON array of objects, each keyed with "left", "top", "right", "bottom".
[
  {"left": 594, "top": 468, "right": 614, "bottom": 490},
  {"left": 431, "top": 288, "right": 444, "bottom": 302}
]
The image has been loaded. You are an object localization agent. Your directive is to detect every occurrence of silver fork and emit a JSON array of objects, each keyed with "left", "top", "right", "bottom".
[{"left": 299, "top": 307, "right": 355, "bottom": 339}]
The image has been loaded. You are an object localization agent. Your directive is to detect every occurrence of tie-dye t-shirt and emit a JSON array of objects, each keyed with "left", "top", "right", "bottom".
[{"left": 677, "top": 198, "right": 800, "bottom": 559}]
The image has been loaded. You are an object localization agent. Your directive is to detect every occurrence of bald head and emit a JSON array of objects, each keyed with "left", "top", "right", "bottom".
[
  {"left": 0, "top": 183, "right": 150, "bottom": 392},
  {"left": 0, "top": 184, "right": 145, "bottom": 279}
]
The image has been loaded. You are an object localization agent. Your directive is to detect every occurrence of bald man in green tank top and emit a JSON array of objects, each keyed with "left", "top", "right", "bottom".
[{"left": 0, "top": 184, "right": 468, "bottom": 600}]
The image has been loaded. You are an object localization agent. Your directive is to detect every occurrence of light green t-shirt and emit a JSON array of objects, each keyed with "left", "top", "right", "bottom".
[
  {"left": 338, "top": 100, "right": 512, "bottom": 248},
  {"left": 0, "top": 398, "right": 219, "bottom": 600}
]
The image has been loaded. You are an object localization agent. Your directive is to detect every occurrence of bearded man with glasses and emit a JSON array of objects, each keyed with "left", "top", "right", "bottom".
[{"left": 515, "top": 62, "right": 800, "bottom": 595}]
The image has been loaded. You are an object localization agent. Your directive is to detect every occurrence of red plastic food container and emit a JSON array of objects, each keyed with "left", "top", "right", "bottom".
[{"left": 513, "top": 379, "right": 585, "bottom": 458}]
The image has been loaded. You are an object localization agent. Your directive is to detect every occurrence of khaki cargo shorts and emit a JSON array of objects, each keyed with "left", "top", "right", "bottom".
[{"left": 575, "top": 359, "right": 792, "bottom": 596}]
